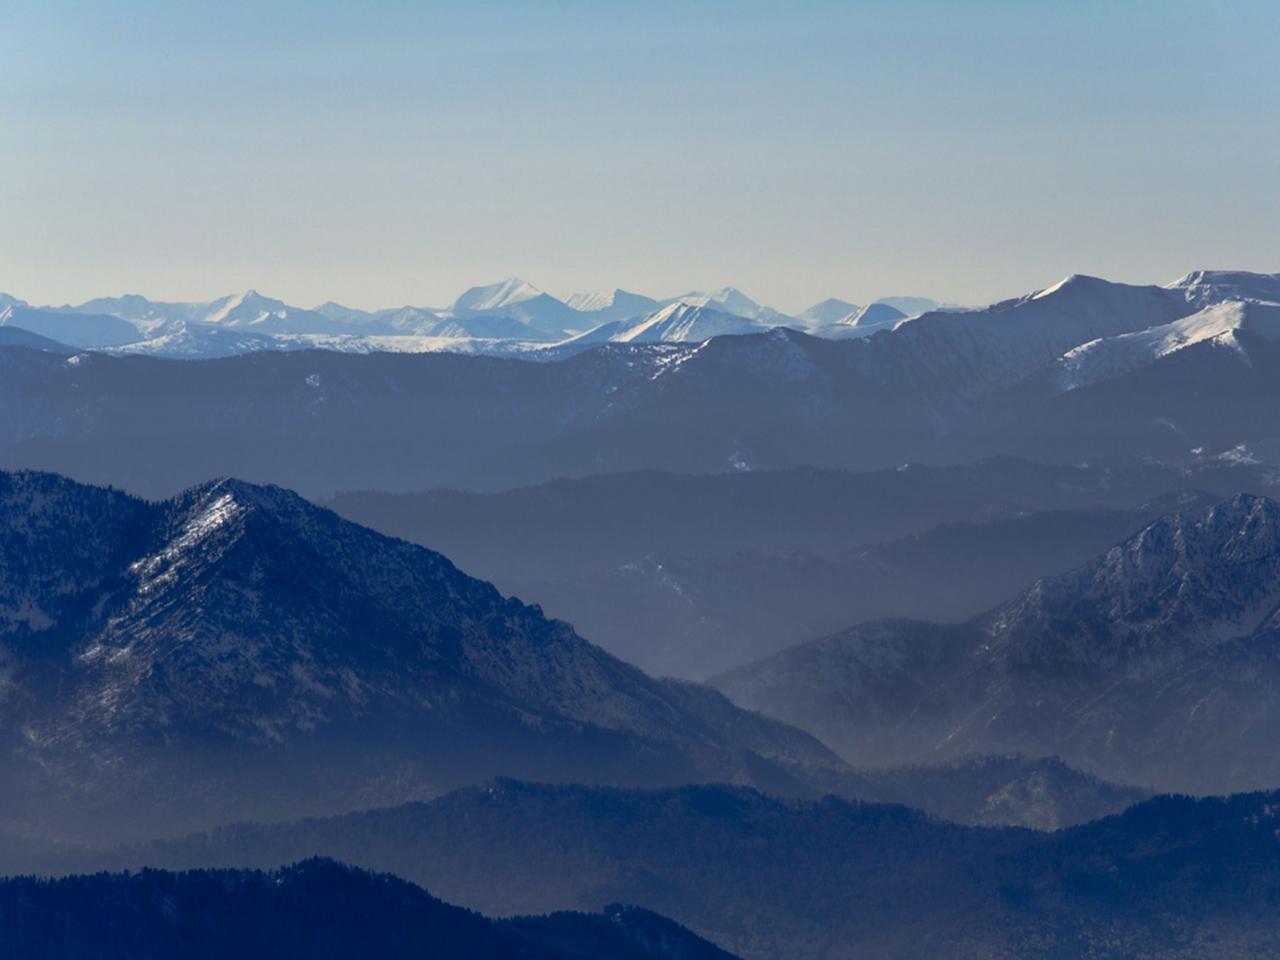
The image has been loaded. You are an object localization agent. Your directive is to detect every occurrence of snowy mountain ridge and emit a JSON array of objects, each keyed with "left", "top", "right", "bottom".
[{"left": 3, "top": 272, "right": 1278, "bottom": 393}]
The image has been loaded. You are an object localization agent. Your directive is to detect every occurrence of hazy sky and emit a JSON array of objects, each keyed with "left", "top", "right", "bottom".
[{"left": 4, "top": 0, "right": 1278, "bottom": 312}]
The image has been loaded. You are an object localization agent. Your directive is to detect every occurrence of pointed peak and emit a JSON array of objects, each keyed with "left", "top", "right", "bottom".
[{"left": 451, "top": 278, "right": 548, "bottom": 313}]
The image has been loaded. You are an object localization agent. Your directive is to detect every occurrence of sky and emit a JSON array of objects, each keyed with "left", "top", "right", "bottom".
[{"left": 3, "top": 0, "right": 1278, "bottom": 313}]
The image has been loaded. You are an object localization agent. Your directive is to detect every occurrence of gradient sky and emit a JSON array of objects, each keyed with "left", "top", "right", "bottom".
[{"left": 4, "top": 0, "right": 1278, "bottom": 312}]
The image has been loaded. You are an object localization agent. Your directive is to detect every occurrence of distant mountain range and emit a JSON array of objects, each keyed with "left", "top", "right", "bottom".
[
  {"left": 0, "top": 471, "right": 847, "bottom": 842},
  {"left": 0, "top": 278, "right": 943, "bottom": 358},
  {"left": 33, "top": 781, "right": 1280, "bottom": 960},
  {"left": 714, "top": 493, "right": 1280, "bottom": 793},
  {"left": 1, "top": 271, "right": 1278, "bottom": 499},
  {"left": 0, "top": 858, "right": 740, "bottom": 960}
]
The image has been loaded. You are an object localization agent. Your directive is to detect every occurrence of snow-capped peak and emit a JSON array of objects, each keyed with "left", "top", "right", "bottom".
[
  {"left": 203, "top": 290, "right": 288, "bottom": 326},
  {"left": 594, "top": 302, "right": 770, "bottom": 344},
  {"left": 1029, "top": 274, "right": 1109, "bottom": 301},
  {"left": 451, "top": 278, "right": 546, "bottom": 314},
  {"left": 846, "top": 302, "right": 907, "bottom": 328},
  {"left": 669, "top": 287, "right": 764, "bottom": 319},
  {"left": 1164, "top": 270, "right": 1280, "bottom": 307}
]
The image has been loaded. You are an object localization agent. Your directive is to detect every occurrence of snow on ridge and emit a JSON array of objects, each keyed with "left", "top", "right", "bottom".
[
  {"left": 612, "top": 302, "right": 767, "bottom": 343},
  {"left": 1054, "top": 300, "right": 1280, "bottom": 392},
  {"left": 1030, "top": 275, "right": 1077, "bottom": 301},
  {"left": 648, "top": 340, "right": 709, "bottom": 380},
  {"left": 452, "top": 278, "right": 546, "bottom": 313},
  {"left": 1164, "top": 269, "right": 1280, "bottom": 307},
  {"left": 125, "top": 491, "right": 243, "bottom": 597},
  {"left": 564, "top": 290, "right": 618, "bottom": 312},
  {"left": 1027, "top": 274, "right": 1111, "bottom": 302}
]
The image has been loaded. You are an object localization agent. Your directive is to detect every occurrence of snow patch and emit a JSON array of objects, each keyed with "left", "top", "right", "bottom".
[{"left": 128, "top": 492, "right": 243, "bottom": 593}]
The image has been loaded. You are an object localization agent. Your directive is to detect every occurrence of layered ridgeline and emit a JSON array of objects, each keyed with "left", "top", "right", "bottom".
[
  {"left": 4, "top": 756, "right": 1148, "bottom": 876},
  {"left": 0, "top": 859, "right": 739, "bottom": 960},
  {"left": 37, "top": 782, "right": 1280, "bottom": 960},
  {"left": 329, "top": 457, "right": 1280, "bottom": 677},
  {"left": 714, "top": 494, "right": 1280, "bottom": 793},
  {"left": 0, "top": 471, "right": 846, "bottom": 842},
  {"left": 1, "top": 271, "right": 1279, "bottom": 498},
  {"left": 0, "top": 280, "right": 791, "bottom": 354}
]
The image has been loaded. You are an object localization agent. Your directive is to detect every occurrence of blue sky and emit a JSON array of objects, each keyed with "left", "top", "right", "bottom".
[{"left": 3, "top": 0, "right": 1277, "bottom": 311}]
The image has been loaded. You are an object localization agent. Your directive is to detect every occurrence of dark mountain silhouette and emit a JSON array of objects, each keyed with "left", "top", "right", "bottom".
[{"left": 0, "top": 858, "right": 738, "bottom": 960}]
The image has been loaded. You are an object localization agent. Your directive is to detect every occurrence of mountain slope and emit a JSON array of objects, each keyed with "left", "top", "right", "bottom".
[
  {"left": 872, "top": 295, "right": 940, "bottom": 316},
  {"left": 0, "top": 327, "right": 71, "bottom": 352},
  {"left": 795, "top": 297, "right": 859, "bottom": 326},
  {"left": 1051, "top": 299, "right": 1280, "bottom": 392},
  {"left": 106, "top": 321, "right": 296, "bottom": 358},
  {"left": 0, "top": 305, "right": 140, "bottom": 348},
  {"left": 714, "top": 494, "right": 1280, "bottom": 792},
  {"left": 200, "top": 290, "right": 355, "bottom": 335},
  {"left": 846, "top": 754, "right": 1149, "bottom": 829},
  {"left": 67, "top": 294, "right": 203, "bottom": 332},
  {"left": 1167, "top": 268, "right": 1280, "bottom": 306},
  {"left": 846, "top": 301, "right": 907, "bottom": 328},
  {"left": 0, "top": 859, "right": 739, "bottom": 960},
  {"left": 564, "top": 289, "right": 662, "bottom": 323},
  {"left": 568, "top": 303, "right": 769, "bottom": 346},
  {"left": 664, "top": 287, "right": 773, "bottom": 320},
  {"left": 0, "top": 471, "right": 845, "bottom": 842},
  {"left": 451, "top": 279, "right": 585, "bottom": 336},
  {"left": 810, "top": 302, "right": 906, "bottom": 339}
]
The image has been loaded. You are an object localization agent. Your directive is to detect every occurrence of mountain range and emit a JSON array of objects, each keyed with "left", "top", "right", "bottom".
[
  {"left": 0, "top": 470, "right": 849, "bottom": 842},
  {"left": 1, "top": 270, "right": 1277, "bottom": 499},
  {"left": 0, "top": 468, "right": 1170, "bottom": 846},
  {"left": 5, "top": 267, "right": 1280, "bottom": 958},
  {"left": 6, "top": 269, "right": 1278, "bottom": 373},
  {"left": 714, "top": 493, "right": 1280, "bottom": 793},
  {"left": 0, "top": 279, "right": 938, "bottom": 358},
  {"left": 28, "top": 781, "right": 1280, "bottom": 960},
  {"left": 328, "top": 458, "right": 1280, "bottom": 677}
]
